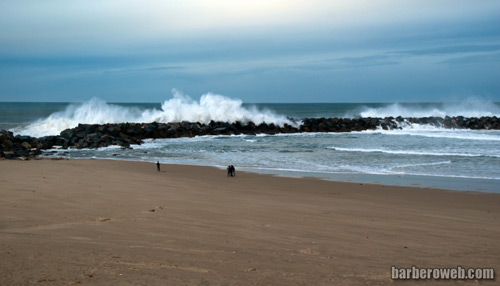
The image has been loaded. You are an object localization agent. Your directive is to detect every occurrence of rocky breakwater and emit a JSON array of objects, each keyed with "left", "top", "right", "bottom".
[
  {"left": 0, "top": 129, "right": 84, "bottom": 160},
  {"left": 392, "top": 115, "right": 500, "bottom": 130},
  {"left": 55, "top": 120, "right": 300, "bottom": 148},
  {"left": 1, "top": 116, "right": 499, "bottom": 160},
  {"left": 0, "top": 130, "right": 44, "bottom": 160}
]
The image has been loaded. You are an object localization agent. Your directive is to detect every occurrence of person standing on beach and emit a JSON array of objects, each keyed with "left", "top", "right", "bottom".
[
  {"left": 231, "top": 165, "right": 236, "bottom": 177},
  {"left": 157, "top": 161, "right": 160, "bottom": 172}
]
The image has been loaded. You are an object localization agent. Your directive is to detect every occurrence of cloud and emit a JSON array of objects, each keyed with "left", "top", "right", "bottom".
[
  {"left": 2, "top": 0, "right": 499, "bottom": 55},
  {"left": 440, "top": 53, "right": 500, "bottom": 66},
  {"left": 1, "top": 0, "right": 499, "bottom": 102},
  {"left": 100, "top": 66, "right": 183, "bottom": 75},
  {"left": 333, "top": 55, "right": 400, "bottom": 67},
  {"left": 398, "top": 44, "right": 500, "bottom": 56}
]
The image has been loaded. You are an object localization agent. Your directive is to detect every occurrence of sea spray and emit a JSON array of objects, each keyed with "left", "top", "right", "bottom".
[
  {"left": 14, "top": 90, "right": 293, "bottom": 137},
  {"left": 11, "top": 98, "right": 146, "bottom": 137},
  {"left": 142, "top": 90, "right": 291, "bottom": 126},
  {"left": 351, "top": 98, "right": 500, "bottom": 118}
]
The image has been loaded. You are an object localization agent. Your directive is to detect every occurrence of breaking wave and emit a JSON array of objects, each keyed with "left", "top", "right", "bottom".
[
  {"left": 361, "top": 125, "right": 500, "bottom": 141},
  {"left": 354, "top": 98, "right": 500, "bottom": 118},
  {"left": 13, "top": 90, "right": 292, "bottom": 137},
  {"left": 328, "top": 146, "right": 500, "bottom": 158}
]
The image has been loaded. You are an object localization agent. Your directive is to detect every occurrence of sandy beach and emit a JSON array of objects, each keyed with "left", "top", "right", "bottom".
[{"left": 1, "top": 159, "right": 499, "bottom": 285}]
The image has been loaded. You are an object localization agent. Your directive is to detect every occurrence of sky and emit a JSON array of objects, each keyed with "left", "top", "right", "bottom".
[{"left": 1, "top": 0, "right": 499, "bottom": 103}]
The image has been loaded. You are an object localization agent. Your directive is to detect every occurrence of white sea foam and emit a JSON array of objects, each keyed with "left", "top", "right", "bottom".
[
  {"left": 359, "top": 124, "right": 500, "bottom": 141},
  {"left": 13, "top": 98, "right": 145, "bottom": 137},
  {"left": 143, "top": 90, "right": 292, "bottom": 126},
  {"left": 14, "top": 90, "right": 293, "bottom": 137},
  {"left": 328, "top": 146, "right": 500, "bottom": 158},
  {"left": 391, "top": 161, "right": 452, "bottom": 169},
  {"left": 355, "top": 98, "right": 500, "bottom": 118}
]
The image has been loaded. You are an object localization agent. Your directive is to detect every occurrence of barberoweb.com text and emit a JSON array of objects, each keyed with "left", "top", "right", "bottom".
[{"left": 391, "top": 266, "right": 495, "bottom": 280}]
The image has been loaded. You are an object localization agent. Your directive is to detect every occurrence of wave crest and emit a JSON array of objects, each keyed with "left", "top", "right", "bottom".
[
  {"left": 143, "top": 90, "right": 291, "bottom": 125},
  {"left": 356, "top": 98, "right": 500, "bottom": 118}
]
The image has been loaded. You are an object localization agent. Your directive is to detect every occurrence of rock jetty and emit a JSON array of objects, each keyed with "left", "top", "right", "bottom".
[{"left": 1, "top": 116, "right": 499, "bottom": 159}]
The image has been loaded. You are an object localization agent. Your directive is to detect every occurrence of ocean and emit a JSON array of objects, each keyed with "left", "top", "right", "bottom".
[{"left": 1, "top": 95, "right": 500, "bottom": 193}]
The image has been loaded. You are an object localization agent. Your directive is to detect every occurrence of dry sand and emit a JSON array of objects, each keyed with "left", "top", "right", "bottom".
[{"left": 0, "top": 159, "right": 499, "bottom": 285}]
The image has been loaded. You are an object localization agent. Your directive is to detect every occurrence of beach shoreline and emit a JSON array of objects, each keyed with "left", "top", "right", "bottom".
[
  {"left": 1, "top": 159, "right": 499, "bottom": 285},
  {"left": 37, "top": 155, "right": 500, "bottom": 193},
  {"left": 237, "top": 166, "right": 500, "bottom": 193}
]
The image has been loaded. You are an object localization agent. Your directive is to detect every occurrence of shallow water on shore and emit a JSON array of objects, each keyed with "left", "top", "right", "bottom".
[
  {"left": 41, "top": 128, "right": 500, "bottom": 193},
  {"left": 239, "top": 167, "right": 500, "bottom": 193}
]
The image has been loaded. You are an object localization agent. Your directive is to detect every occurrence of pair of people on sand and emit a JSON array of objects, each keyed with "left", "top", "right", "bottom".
[{"left": 227, "top": 165, "right": 236, "bottom": 177}]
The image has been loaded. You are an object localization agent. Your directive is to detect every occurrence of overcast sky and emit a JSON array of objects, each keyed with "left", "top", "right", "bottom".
[{"left": 1, "top": 0, "right": 499, "bottom": 103}]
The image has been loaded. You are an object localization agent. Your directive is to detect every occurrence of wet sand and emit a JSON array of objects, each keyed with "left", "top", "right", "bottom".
[{"left": 1, "top": 159, "right": 499, "bottom": 285}]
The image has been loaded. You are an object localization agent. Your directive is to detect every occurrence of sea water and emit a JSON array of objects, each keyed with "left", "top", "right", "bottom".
[{"left": 1, "top": 92, "right": 499, "bottom": 193}]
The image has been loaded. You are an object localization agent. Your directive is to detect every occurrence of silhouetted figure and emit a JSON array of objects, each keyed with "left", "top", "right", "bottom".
[
  {"left": 157, "top": 161, "right": 160, "bottom": 172},
  {"left": 230, "top": 165, "right": 236, "bottom": 177}
]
